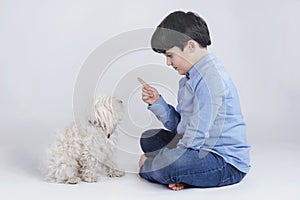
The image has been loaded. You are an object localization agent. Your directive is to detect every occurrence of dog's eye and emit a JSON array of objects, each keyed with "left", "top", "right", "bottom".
[
  {"left": 89, "top": 120, "right": 92, "bottom": 124},
  {"left": 93, "top": 121, "right": 97, "bottom": 125}
]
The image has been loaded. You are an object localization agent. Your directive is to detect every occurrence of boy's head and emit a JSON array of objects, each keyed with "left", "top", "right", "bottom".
[{"left": 151, "top": 11, "right": 211, "bottom": 54}]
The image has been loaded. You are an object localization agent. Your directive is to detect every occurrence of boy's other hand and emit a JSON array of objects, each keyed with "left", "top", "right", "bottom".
[{"left": 137, "top": 77, "right": 160, "bottom": 105}]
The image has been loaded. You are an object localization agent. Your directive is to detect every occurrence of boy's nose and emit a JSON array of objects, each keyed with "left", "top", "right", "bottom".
[{"left": 166, "top": 58, "right": 172, "bottom": 66}]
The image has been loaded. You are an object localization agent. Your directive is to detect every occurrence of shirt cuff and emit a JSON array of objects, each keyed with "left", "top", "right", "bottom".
[
  {"left": 147, "top": 96, "right": 169, "bottom": 122},
  {"left": 147, "top": 95, "right": 166, "bottom": 109}
]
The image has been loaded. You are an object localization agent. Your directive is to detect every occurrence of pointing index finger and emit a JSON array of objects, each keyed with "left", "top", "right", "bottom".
[{"left": 137, "top": 77, "right": 149, "bottom": 88}]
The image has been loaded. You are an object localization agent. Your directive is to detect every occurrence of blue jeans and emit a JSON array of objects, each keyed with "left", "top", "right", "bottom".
[{"left": 139, "top": 129, "right": 246, "bottom": 188}]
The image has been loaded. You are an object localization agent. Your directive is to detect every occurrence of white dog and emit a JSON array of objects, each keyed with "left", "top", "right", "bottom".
[{"left": 41, "top": 96, "right": 125, "bottom": 184}]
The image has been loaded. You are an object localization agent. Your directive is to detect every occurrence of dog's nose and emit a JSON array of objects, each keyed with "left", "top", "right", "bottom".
[{"left": 107, "top": 133, "right": 111, "bottom": 139}]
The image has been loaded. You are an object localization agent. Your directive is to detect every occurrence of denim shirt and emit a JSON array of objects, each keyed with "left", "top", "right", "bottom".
[{"left": 148, "top": 53, "right": 251, "bottom": 173}]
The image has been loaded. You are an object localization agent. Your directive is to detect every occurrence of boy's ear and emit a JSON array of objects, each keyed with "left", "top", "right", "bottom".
[{"left": 186, "top": 40, "right": 197, "bottom": 52}]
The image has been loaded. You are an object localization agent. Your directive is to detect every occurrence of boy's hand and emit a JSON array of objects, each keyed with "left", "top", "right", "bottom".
[{"left": 137, "top": 77, "right": 160, "bottom": 105}]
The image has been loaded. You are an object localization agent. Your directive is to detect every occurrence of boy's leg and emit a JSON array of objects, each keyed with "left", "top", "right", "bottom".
[
  {"left": 140, "top": 147, "right": 246, "bottom": 188},
  {"left": 140, "top": 129, "right": 182, "bottom": 157}
]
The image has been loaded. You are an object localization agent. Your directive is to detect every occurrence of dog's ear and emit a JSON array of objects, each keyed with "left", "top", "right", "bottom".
[{"left": 94, "top": 98, "right": 114, "bottom": 135}]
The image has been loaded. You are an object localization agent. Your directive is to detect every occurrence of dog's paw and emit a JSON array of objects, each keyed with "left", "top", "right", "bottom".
[
  {"left": 65, "top": 177, "right": 81, "bottom": 184},
  {"left": 114, "top": 170, "right": 125, "bottom": 177},
  {"left": 107, "top": 169, "right": 125, "bottom": 178},
  {"left": 82, "top": 176, "right": 98, "bottom": 183}
]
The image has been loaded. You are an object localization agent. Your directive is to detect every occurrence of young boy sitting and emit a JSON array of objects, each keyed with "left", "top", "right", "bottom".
[{"left": 138, "top": 11, "right": 250, "bottom": 191}]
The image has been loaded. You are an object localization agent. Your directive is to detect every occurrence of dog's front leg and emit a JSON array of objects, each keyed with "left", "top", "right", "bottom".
[
  {"left": 102, "top": 160, "right": 125, "bottom": 177},
  {"left": 79, "top": 150, "right": 99, "bottom": 182}
]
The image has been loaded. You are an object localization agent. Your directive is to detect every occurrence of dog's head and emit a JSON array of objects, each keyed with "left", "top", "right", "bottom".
[{"left": 88, "top": 96, "right": 123, "bottom": 139}]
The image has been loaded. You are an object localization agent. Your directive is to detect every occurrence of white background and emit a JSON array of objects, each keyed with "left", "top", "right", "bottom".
[{"left": 1, "top": 0, "right": 300, "bottom": 199}]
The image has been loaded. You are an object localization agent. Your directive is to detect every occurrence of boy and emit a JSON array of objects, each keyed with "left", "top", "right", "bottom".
[{"left": 138, "top": 11, "right": 250, "bottom": 191}]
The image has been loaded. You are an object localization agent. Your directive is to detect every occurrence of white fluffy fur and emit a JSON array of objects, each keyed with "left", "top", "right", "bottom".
[{"left": 41, "top": 96, "right": 125, "bottom": 184}]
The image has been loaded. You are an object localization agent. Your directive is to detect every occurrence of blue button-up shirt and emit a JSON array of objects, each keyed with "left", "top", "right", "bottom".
[{"left": 148, "top": 53, "right": 250, "bottom": 173}]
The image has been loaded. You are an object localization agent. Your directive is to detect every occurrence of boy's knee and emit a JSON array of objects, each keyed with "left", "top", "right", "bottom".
[
  {"left": 140, "top": 129, "right": 161, "bottom": 148},
  {"left": 140, "top": 130, "right": 150, "bottom": 149},
  {"left": 141, "top": 129, "right": 161, "bottom": 139},
  {"left": 139, "top": 129, "right": 157, "bottom": 154}
]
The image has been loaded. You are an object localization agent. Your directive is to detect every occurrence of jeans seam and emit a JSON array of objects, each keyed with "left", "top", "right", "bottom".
[
  {"left": 164, "top": 164, "right": 227, "bottom": 184},
  {"left": 222, "top": 171, "right": 239, "bottom": 183},
  {"left": 220, "top": 170, "right": 245, "bottom": 186}
]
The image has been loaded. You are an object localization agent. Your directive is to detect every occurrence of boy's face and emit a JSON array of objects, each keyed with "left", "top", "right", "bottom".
[{"left": 164, "top": 46, "right": 193, "bottom": 75}]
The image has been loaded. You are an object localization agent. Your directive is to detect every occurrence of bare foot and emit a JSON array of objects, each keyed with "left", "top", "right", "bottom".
[
  {"left": 168, "top": 183, "right": 185, "bottom": 191},
  {"left": 137, "top": 154, "right": 148, "bottom": 179},
  {"left": 138, "top": 154, "right": 147, "bottom": 168}
]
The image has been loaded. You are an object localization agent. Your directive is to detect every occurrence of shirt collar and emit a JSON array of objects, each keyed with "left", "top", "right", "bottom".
[{"left": 187, "top": 53, "right": 216, "bottom": 80}]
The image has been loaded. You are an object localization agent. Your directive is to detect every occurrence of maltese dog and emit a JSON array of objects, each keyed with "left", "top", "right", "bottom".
[{"left": 40, "top": 96, "right": 125, "bottom": 184}]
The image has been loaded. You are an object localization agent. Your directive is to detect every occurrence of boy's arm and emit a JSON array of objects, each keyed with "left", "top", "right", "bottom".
[
  {"left": 148, "top": 95, "right": 180, "bottom": 132},
  {"left": 137, "top": 77, "right": 181, "bottom": 131}
]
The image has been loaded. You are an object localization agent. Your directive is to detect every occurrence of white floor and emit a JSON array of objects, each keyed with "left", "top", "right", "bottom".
[{"left": 1, "top": 140, "right": 299, "bottom": 200}]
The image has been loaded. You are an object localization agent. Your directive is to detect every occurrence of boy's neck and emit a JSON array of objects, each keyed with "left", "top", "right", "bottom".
[{"left": 191, "top": 47, "right": 209, "bottom": 66}]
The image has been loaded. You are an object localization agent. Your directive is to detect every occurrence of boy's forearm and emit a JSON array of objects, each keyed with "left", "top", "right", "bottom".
[{"left": 148, "top": 95, "right": 180, "bottom": 131}]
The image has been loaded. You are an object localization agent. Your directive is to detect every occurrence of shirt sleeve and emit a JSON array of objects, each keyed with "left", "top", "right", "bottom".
[
  {"left": 148, "top": 96, "right": 181, "bottom": 132},
  {"left": 177, "top": 72, "right": 226, "bottom": 150}
]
